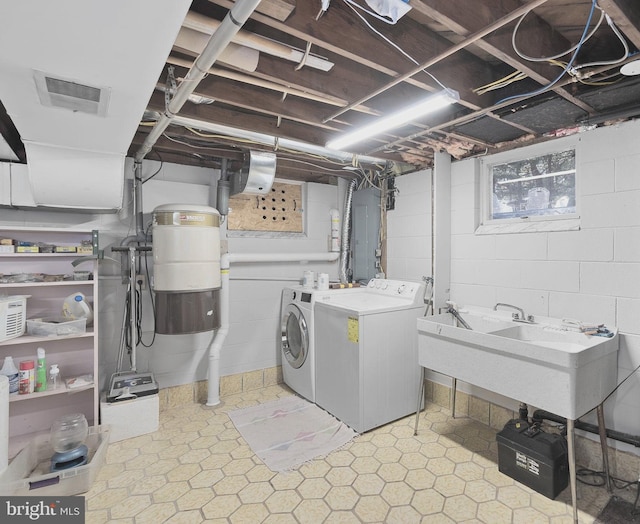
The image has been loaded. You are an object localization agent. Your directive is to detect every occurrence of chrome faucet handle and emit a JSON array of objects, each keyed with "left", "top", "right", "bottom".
[{"left": 494, "top": 303, "right": 532, "bottom": 322}]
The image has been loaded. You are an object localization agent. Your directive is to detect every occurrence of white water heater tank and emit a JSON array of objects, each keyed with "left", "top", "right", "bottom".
[{"left": 152, "top": 204, "right": 221, "bottom": 334}]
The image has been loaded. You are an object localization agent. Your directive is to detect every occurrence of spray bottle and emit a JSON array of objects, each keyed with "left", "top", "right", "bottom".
[
  {"left": 0, "top": 356, "right": 19, "bottom": 394},
  {"left": 35, "top": 347, "right": 47, "bottom": 392}
]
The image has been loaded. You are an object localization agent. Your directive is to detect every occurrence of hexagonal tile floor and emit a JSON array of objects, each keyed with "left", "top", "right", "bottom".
[{"left": 84, "top": 384, "right": 620, "bottom": 523}]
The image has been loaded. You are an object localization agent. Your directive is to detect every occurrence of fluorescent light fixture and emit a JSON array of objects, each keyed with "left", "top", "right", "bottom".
[{"left": 326, "top": 88, "right": 459, "bottom": 151}]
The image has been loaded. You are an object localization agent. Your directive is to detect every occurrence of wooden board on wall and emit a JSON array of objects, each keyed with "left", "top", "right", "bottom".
[{"left": 228, "top": 181, "right": 303, "bottom": 232}]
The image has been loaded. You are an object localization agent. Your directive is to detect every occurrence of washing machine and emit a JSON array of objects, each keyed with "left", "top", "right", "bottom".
[
  {"left": 280, "top": 286, "right": 349, "bottom": 402},
  {"left": 314, "top": 279, "right": 426, "bottom": 432}
]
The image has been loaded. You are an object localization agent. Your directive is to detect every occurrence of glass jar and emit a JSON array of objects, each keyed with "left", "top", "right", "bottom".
[{"left": 50, "top": 413, "right": 88, "bottom": 452}]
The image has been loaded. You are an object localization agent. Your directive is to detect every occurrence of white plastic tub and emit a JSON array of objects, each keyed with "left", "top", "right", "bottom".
[
  {"left": 26, "top": 317, "right": 86, "bottom": 337},
  {"left": 0, "top": 425, "right": 109, "bottom": 496}
]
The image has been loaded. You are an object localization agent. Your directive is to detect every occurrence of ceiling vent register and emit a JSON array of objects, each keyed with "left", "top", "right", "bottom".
[{"left": 34, "top": 71, "right": 110, "bottom": 116}]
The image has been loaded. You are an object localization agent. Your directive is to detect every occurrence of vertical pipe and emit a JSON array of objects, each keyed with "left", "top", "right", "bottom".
[
  {"left": 340, "top": 178, "right": 357, "bottom": 283},
  {"left": 414, "top": 367, "right": 426, "bottom": 435},
  {"left": 450, "top": 378, "right": 457, "bottom": 418},
  {"left": 133, "top": 162, "right": 145, "bottom": 238},
  {"left": 129, "top": 246, "right": 137, "bottom": 372},
  {"left": 596, "top": 404, "right": 612, "bottom": 492},
  {"left": 433, "top": 152, "right": 452, "bottom": 312},
  {"left": 207, "top": 254, "right": 230, "bottom": 406},
  {"left": 567, "top": 419, "right": 578, "bottom": 524}
]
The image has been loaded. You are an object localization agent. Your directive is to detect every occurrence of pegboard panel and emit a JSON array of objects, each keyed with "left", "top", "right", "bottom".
[{"left": 228, "top": 182, "right": 303, "bottom": 232}]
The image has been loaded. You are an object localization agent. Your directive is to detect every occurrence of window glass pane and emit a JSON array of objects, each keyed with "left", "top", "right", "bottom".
[{"left": 490, "top": 149, "right": 576, "bottom": 220}]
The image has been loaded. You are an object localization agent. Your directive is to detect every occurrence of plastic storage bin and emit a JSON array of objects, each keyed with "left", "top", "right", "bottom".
[
  {"left": 0, "top": 425, "right": 109, "bottom": 496},
  {"left": 26, "top": 317, "right": 86, "bottom": 337}
]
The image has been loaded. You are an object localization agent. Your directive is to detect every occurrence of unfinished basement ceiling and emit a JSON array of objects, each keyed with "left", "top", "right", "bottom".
[{"left": 2, "top": 0, "right": 640, "bottom": 184}]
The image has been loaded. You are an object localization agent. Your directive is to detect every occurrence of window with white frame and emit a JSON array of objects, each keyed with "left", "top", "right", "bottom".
[{"left": 487, "top": 148, "right": 576, "bottom": 220}]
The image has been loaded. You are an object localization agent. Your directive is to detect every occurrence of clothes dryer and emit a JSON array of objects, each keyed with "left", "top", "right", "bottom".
[{"left": 280, "top": 286, "right": 349, "bottom": 402}]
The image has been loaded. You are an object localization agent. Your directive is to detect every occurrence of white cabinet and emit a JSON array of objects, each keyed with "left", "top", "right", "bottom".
[{"left": 0, "top": 228, "right": 99, "bottom": 457}]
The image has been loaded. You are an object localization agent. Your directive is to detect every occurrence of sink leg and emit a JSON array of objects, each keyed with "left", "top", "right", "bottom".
[
  {"left": 414, "top": 366, "right": 426, "bottom": 436},
  {"left": 596, "top": 403, "right": 612, "bottom": 493},
  {"left": 567, "top": 419, "right": 578, "bottom": 524},
  {"left": 450, "top": 377, "right": 457, "bottom": 419}
]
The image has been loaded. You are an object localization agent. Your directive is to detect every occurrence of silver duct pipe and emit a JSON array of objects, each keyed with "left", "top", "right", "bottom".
[
  {"left": 340, "top": 178, "right": 357, "bottom": 284},
  {"left": 135, "top": 0, "right": 262, "bottom": 162}
]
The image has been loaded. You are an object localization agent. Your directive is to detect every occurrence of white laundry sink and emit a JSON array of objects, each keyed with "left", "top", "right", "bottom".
[{"left": 417, "top": 307, "right": 619, "bottom": 419}]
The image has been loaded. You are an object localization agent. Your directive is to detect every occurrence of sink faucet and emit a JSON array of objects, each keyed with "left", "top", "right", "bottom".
[
  {"left": 446, "top": 301, "right": 472, "bottom": 330},
  {"left": 494, "top": 303, "right": 535, "bottom": 323}
]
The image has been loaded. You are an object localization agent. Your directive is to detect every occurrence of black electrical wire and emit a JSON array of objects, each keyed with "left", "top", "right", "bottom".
[
  {"left": 140, "top": 150, "right": 164, "bottom": 184},
  {"left": 601, "top": 361, "right": 640, "bottom": 406},
  {"left": 139, "top": 222, "right": 156, "bottom": 348},
  {"left": 576, "top": 468, "right": 638, "bottom": 490}
]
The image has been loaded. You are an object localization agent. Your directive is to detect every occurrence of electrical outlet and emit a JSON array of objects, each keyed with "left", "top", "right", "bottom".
[{"left": 136, "top": 274, "right": 146, "bottom": 289}]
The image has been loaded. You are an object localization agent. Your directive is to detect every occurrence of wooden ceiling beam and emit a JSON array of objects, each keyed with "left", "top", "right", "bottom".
[
  {"left": 134, "top": 127, "right": 246, "bottom": 161},
  {"left": 409, "top": 0, "right": 597, "bottom": 114},
  {"left": 598, "top": 0, "right": 640, "bottom": 48},
  {"left": 144, "top": 94, "right": 411, "bottom": 166},
  {"left": 147, "top": 91, "right": 331, "bottom": 145},
  {"left": 254, "top": 0, "right": 296, "bottom": 22},
  {"left": 206, "top": 0, "right": 497, "bottom": 109},
  {"left": 167, "top": 65, "right": 345, "bottom": 131},
  {"left": 131, "top": 129, "right": 345, "bottom": 184}
]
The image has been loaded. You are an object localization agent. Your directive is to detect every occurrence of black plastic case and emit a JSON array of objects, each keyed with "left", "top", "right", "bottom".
[{"left": 497, "top": 419, "right": 569, "bottom": 499}]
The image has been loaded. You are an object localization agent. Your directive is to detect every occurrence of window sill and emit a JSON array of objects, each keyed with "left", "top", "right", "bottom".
[{"left": 475, "top": 217, "right": 580, "bottom": 235}]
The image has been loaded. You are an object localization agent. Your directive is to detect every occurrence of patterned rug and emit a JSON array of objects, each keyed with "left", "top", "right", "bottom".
[{"left": 228, "top": 395, "right": 357, "bottom": 472}]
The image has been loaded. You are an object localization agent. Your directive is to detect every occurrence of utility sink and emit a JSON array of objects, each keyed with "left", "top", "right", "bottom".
[{"left": 417, "top": 307, "right": 619, "bottom": 419}]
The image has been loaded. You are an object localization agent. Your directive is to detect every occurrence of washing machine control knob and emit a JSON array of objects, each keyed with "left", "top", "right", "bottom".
[
  {"left": 397, "top": 284, "right": 406, "bottom": 294},
  {"left": 381, "top": 281, "right": 388, "bottom": 290},
  {"left": 368, "top": 280, "right": 376, "bottom": 288},
  {"left": 292, "top": 291, "right": 297, "bottom": 300}
]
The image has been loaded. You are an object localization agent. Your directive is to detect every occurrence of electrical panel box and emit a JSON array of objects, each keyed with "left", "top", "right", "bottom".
[{"left": 352, "top": 187, "right": 381, "bottom": 283}]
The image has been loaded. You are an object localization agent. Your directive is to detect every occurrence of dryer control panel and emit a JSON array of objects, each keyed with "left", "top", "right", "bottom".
[{"left": 367, "top": 279, "right": 424, "bottom": 303}]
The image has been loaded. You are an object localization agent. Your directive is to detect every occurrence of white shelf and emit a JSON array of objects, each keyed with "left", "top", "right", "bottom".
[
  {"left": 0, "top": 280, "right": 94, "bottom": 289},
  {"left": 0, "top": 253, "right": 88, "bottom": 258},
  {"left": 0, "top": 227, "right": 99, "bottom": 453},
  {"left": 8, "top": 383, "right": 94, "bottom": 402},
  {"left": 0, "top": 331, "right": 94, "bottom": 347}
]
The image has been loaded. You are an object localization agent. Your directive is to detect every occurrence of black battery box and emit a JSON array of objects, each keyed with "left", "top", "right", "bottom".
[{"left": 496, "top": 419, "right": 569, "bottom": 499}]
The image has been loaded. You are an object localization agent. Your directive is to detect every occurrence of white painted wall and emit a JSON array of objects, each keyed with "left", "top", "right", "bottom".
[
  {"left": 387, "top": 120, "right": 640, "bottom": 454},
  {"left": 386, "top": 168, "right": 432, "bottom": 281},
  {"left": 1, "top": 158, "right": 342, "bottom": 392}
]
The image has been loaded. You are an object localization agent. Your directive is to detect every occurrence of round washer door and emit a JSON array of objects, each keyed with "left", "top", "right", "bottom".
[{"left": 281, "top": 304, "right": 309, "bottom": 369}]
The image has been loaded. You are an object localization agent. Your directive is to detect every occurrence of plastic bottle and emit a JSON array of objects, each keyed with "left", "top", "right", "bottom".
[
  {"left": 35, "top": 347, "right": 47, "bottom": 392},
  {"left": 0, "top": 356, "right": 19, "bottom": 395},
  {"left": 49, "top": 364, "right": 60, "bottom": 390},
  {"left": 19, "top": 360, "right": 35, "bottom": 394}
]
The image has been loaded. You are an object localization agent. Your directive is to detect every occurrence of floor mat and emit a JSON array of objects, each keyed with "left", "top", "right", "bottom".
[
  {"left": 228, "top": 395, "right": 357, "bottom": 472},
  {"left": 595, "top": 496, "right": 640, "bottom": 523}
]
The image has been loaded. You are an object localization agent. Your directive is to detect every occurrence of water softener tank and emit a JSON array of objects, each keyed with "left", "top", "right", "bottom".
[{"left": 153, "top": 204, "right": 221, "bottom": 334}]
